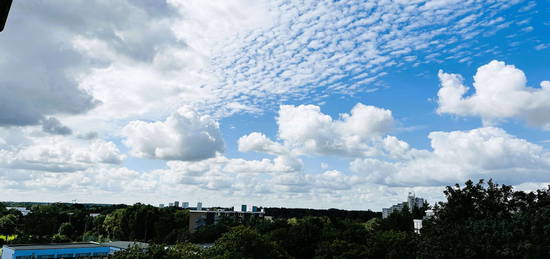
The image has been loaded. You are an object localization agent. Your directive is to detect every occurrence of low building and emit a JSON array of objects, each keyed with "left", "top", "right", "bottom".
[
  {"left": 413, "top": 219, "right": 423, "bottom": 234},
  {"left": 1, "top": 243, "right": 110, "bottom": 259}
]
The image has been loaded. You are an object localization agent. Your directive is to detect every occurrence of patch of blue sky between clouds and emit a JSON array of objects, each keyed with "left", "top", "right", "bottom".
[{"left": 202, "top": 0, "right": 547, "bottom": 117}]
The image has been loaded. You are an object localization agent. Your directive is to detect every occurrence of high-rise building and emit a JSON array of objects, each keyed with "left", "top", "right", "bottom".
[
  {"left": 241, "top": 204, "right": 247, "bottom": 212},
  {"left": 382, "top": 193, "right": 426, "bottom": 219},
  {"left": 174, "top": 201, "right": 180, "bottom": 208},
  {"left": 197, "top": 202, "right": 203, "bottom": 211},
  {"left": 159, "top": 204, "right": 164, "bottom": 208},
  {"left": 407, "top": 192, "right": 424, "bottom": 210},
  {"left": 182, "top": 202, "right": 189, "bottom": 209}
]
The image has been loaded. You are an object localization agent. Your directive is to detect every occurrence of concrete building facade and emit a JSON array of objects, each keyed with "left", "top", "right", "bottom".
[{"left": 382, "top": 192, "right": 425, "bottom": 219}]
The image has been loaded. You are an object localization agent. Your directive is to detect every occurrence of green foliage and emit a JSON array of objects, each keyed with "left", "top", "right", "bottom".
[
  {"left": 265, "top": 207, "right": 380, "bottom": 221},
  {"left": 379, "top": 205, "right": 414, "bottom": 232},
  {"left": 101, "top": 204, "right": 190, "bottom": 243},
  {"left": 113, "top": 243, "right": 204, "bottom": 259},
  {"left": 190, "top": 221, "right": 231, "bottom": 243},
  {"left": 418, "top": 179, "right": 550, "bottom": 259},
  {"left": 52, "top": 233, "right": 71, "bottom": 243},
  {"left": 366, "top": 230, "right": 418, "bottom": 259},
  {"left": 0, "top": 203, "right": 8, "bottom": 216},
  {"left": 4, "top": 179, "right": 550, "bottom": 259},
  {"left": 0, "top": 214, "right": 17, "bottom": 235},
  {"left": 206, "top": 225, "right": 288, "bottom": 259}
]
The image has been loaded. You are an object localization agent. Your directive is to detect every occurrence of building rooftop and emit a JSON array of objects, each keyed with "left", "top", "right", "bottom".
[{"left": 4, "top": 243, "right": 104, "bottom": 251}]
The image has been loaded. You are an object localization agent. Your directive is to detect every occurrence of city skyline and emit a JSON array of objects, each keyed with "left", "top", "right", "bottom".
[{"left": 0, "top": 0, "right": 549, "bottom": 210}]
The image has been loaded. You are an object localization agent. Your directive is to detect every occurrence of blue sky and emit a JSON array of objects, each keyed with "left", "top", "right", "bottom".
[{"left": 0, "top": 0, "right": 549, "bottom": 210}]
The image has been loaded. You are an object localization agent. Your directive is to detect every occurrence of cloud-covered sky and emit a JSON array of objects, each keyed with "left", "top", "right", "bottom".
[{"left": 1, "top": 0, "right": 549, "bottom": 210}]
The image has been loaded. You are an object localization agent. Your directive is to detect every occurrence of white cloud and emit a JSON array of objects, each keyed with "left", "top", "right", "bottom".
[
  {"left": 351, "top": 127, "right": 550, "bottom": 186},
  {"left": 0, "top": 132, "right": 125, "bottom": 173},
  {"left": 122, "top": 107, "right": 224, "bottom": 161},
  {"left": 277, "top": 103, "right": 394, "bottom": 157},
  {"left": 238, "top": 132, "right": 287, "bottom": 155},
  {"left": 62, "top": 0, "right": 529, "bottom": 127},
  {"left": 0, "top": 0, "right": 545, "bottom": 210},
  {"left": 437, "top": 60, "right": 550, "bottom": 129}
]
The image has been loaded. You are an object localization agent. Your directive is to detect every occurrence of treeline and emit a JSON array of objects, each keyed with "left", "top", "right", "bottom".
[
  {"left": 264, "top": 207, "right": 380, "bottom": 221},
  {"left": 113, "top": 179, "right": 550, "bottom": 259},
  {"left": 0, "top": 203, "right": 189, "bottom": 244},
  {"left": 2, "top": 179, "right": 550, "bottom": 258},
  {"left": 0, "top": 201, "right": 378, "bottom": 246}
]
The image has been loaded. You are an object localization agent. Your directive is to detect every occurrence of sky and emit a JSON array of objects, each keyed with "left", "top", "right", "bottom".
[{"left": 0, "top": 0, "right": 549, "bottom": 210}]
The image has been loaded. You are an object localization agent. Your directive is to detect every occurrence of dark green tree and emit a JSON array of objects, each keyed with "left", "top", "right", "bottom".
[
  {"left": 206, "top": 225, "right": 288, "bottom": 259},
  {"left": 0, "top": 214, "right": 17, "bottom": 235}
]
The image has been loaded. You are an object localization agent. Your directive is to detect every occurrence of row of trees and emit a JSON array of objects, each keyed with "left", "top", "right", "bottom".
[
  {"left": 114, "top": 179, "right": 550, "bottom": 259},
  {"left": 0, "top": 203, "right": 379, "bottom": 245},
  {"left": 0, "top": 203, "right": 190, "bottom": 244},
  {"left": 2, "top": 179, "right": 550, "bottom": 258}
]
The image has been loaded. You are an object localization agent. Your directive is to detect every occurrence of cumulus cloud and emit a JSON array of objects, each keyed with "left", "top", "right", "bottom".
[
  {"left": 239, "top": 103, "right": 415, "bottom": 160},
  {"left": 0, "top": 0, "right": 546, "bottom": 210},
  {"left": 437, "top": 60, "right": 550, "bottom": 129},
  {"left": 0, "top": 135, "right": 125, "bottom": 173},
  {"left": 238, "top": 132, "right": 287, "bottom": 155},
  {"left": 277, "top": 103, "right": 394, "bottom": 156},
  {"left": 122, "top": 107, "right": 224, "bottom": 161},
  {"left": 351, "top": 127, "right": 550, "bottom": 186}
]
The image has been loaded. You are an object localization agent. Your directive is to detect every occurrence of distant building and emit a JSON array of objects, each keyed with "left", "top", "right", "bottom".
[
  {"left": 382, "top": 192, "right": 425, "bottom": 219},
  {"left": 413, "top": 209, "right": 435, "bottom": 235},
  {"left": 241, "top": 204, "right": 247, "bottom": 212},
  {"left": 196, "top": 202, "right": 203, "bottom": 211},
  {"left": 413, "top": 219, "right": 423, "bottom": 234},
  {"left": 407, "top": 192, "right": 424, "bottom": 211},
  {"left": 424, "top": 209, "right": 434, "bottom": 219},
  {"left": 6, "top": 207, "right": 30, "bottom": 216},
  {"left": 182, "top": 202, "right": 189, "bottom": 209},
  {"left": 382, "top": 203, "right": 405, "bottom": 219},
  {"left": 169, "top": 203, "right": 174, "bottom": 207},
  {"left": 1, "top": 243, "right": 110, "bottom": 259},
  {"left": 159, "top": 204, "right": 165, "bottom": 208},
  {"left": 174, "top": 201, "right": 179, "bottom": 208}
]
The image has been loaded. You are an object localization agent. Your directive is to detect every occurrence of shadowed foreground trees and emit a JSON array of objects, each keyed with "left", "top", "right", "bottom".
[{"left": 418, "top": 179, "right": 550, "bottom": 259}]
